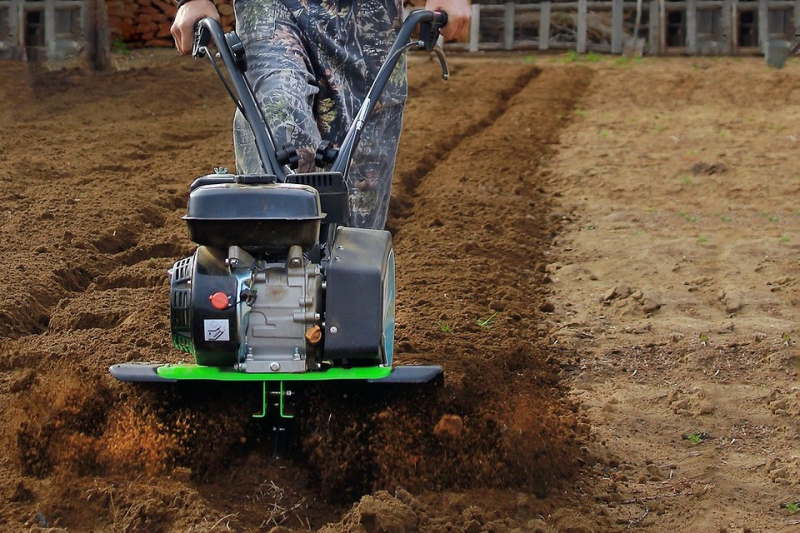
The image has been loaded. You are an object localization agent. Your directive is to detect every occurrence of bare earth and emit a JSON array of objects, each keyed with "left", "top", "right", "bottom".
[{"left": 0, "top": 50, "right": 797, "bottom": 532}]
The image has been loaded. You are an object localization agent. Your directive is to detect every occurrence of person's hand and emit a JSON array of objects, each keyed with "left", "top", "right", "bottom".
[
  {"left": 170, "top": 0, "right": 220, "bottom": 55},
  {"left": 424, "top": 0, "right": 471, "bottom": 41}
]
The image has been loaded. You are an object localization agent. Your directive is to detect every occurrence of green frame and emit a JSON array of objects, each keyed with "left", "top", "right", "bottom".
[{"left": 156, "top": 363, "right": 392, "bottom": 381}]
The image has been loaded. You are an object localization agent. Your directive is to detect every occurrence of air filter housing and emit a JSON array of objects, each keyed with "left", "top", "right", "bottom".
[{"left": 184, "top": 182, "right": 323, "bottom": 254}]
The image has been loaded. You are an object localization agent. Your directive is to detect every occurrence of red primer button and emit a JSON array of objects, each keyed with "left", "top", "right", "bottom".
[{"left": 209, "top": 292, "right": 230, "bottom": 310}]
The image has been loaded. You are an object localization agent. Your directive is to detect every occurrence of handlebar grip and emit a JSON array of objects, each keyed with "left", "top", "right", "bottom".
[
  {"left": 417, "top": 10, "right": 447, "bottom": 52},
  {"left": 192, "top": 19, "right": 212, "bottom": 58}
]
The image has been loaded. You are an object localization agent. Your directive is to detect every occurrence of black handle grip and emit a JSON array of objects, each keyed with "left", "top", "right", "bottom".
[
  {"left": 419, "top": 10, "right": 448, "bottom": 52},
  {"left": 192, "top": 20, "right": 211, "bottom": 58}
]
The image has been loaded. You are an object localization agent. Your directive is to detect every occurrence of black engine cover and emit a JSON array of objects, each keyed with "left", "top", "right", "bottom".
[
  {"left": 324, "top": 227, "right": 393, "bottom": 364},
  {"left": 171, "top": 246, "right": 239, "bottom": 366}
]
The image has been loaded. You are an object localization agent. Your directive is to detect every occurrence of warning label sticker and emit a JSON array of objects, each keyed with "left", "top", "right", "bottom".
[{"left": 204, "top": 319, "right": 230, "bottom": 342}]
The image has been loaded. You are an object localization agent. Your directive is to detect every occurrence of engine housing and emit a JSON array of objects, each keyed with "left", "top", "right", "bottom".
[{"left": 170, "top": 245, "right": 323, "bottom": 373}]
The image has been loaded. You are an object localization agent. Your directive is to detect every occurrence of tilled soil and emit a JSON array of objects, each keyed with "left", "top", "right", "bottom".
[
  {"left": 0, "top": 53, "right": 594, "bottom": 532},
  {"left": 0, "top": 51, "right": 797, "bottom": 532}
]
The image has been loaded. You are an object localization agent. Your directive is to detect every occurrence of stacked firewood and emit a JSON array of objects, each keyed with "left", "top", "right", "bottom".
[
  {"left": 105, "top": 0, "right": 235, "bottom": 48},
  {"left": 107, "top": 0, "right": 468, "bottom": 49}
]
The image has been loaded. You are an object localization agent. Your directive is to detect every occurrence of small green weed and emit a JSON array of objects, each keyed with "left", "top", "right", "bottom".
[
  {"left": 780, "top": 235, "right": 791, "bottom": 244},
  {"left": 586, "top": 52, "right": 601, "bottom": 62},
  {"left": 111, "top": 37, "right": 131, "bottom": 54},
  {"left": 613, "top": 56, "right": 631, "bottom": 67},
  {"left": 562, "top": 50, "right": 601, "bottom": 64},
  {"left": 437, "top": 321, "right": 452, "bottom": 334},
  {"left": 686, "top": 432, "right": 703, "bottom": 445},
  {"left": 782, "top": 501, "right": 800, "bottom": 514},
  {"left": 679, "top": 211, "right": 698, "bottom": 223},
  {"left": 683, "top": 430, "right": 711, "bottom": 444},
  {"left": 681, "top": 175, "right": 692, "bottom": 185},
  {"left": 476, "top": 311, "right": 499, "bottom": 329},
  {"left": 562, "top": 50, "right": 580, "bottom": 63},
  {"left": 697, "top": 234, "right": 709, "bottom": 244},
  {"left": 719, "top": 213, "right": 733, "bottom": 223}
]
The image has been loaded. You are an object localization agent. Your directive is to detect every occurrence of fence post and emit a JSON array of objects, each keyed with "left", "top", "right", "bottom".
[
  {"left": 88, "top": 0, "right": 111, "bottom": 70},
  {"left": 796, "top": 0, "right": 800, "bottom": 40},
  {"left": 540, "top": 2, "right": 551, "bottom": 50},
  {"left": 9, "top": 0, "right": 19, "bottom": 51},
  {"left": 578, "top": 0, "right": 587, "bottom": 53},
  {"left": 720, "top": 0, "right": 732, "bottom": 53},
  {"left": 686, "top": 0, "right": 697, "bottom": 53},
  {"left": 44, "top": 0, "right": 56, "bottom": 59},
  {"left": 504, "top": 2, "right": 515, "bottom": 51},
  {"left": 758, "top": 0, "right": 768, "bottom": 52},
  {"left": 612, "top": 0, "right": 623, "bottom": 54},
  {"left": 649, "top": 0, "right": 661, "bottom": 54},
  {"left": 469, "top": 2, "right": 480, "bottom": 52}
]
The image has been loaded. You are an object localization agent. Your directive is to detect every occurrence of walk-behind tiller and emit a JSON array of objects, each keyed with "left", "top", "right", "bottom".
[{"left": 110, "top": 10, "right": 450, "bottom": 420}]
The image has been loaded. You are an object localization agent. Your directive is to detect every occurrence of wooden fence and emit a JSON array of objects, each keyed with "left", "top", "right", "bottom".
[
  {"left": 1, "top": 0, "right": 798, "bottom": 60},
  {"left": 453, "top": 0, "right": 800, "bottom": 55}
]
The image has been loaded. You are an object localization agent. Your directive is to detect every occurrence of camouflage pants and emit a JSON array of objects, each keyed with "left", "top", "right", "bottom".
[{"left": 232, "top": 0, "right": 407, "bottom": 229}]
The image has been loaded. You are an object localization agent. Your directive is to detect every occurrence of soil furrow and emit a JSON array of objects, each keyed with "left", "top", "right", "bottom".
[{"left": 389, "top": 57, "right": 541, "bottom": 229}]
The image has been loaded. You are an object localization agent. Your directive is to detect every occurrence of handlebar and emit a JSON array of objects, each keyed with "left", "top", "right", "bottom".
[
  {"left": 192, "top": 18, "right": 289, "bottom": 180},
  {"left": 331, "top": 10, "right": 449, "bottom": 177},
  {"left": 191, "top": 10, "right": 450, "bottom": 181}
]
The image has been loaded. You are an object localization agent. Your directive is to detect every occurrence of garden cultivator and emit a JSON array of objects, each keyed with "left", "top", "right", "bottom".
[{"left": 110, "top": 11, "right": 450, "bottom": 420}]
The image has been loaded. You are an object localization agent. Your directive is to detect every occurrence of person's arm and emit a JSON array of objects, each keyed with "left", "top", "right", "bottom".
[
  {"left": 424, "top": 0, "right": 471, "bottom": 41},
  {"left": 170, "top": 0, "right": 221, "bottom": 55}
]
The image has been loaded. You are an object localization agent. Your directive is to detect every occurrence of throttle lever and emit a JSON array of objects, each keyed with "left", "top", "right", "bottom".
[{"left": 433, "top": 44, "right": 449, "bottom": 80}]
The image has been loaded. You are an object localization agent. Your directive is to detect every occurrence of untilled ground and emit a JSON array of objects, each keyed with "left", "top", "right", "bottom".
[{"left": 0, "top": 49, "right": 797, "bottom": 531}]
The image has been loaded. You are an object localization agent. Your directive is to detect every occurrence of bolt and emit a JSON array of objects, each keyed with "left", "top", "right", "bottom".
[
  {"left": 329, "top": 326, "right": 338, "bottom": 334},
  {"left": 270, "top": 362, "right": 280, "bottom": 371}
]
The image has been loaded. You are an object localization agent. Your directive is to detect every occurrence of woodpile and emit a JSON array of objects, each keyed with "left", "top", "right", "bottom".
[{"left": 105, "top": 0, "right": 235, "bottom": 48}]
